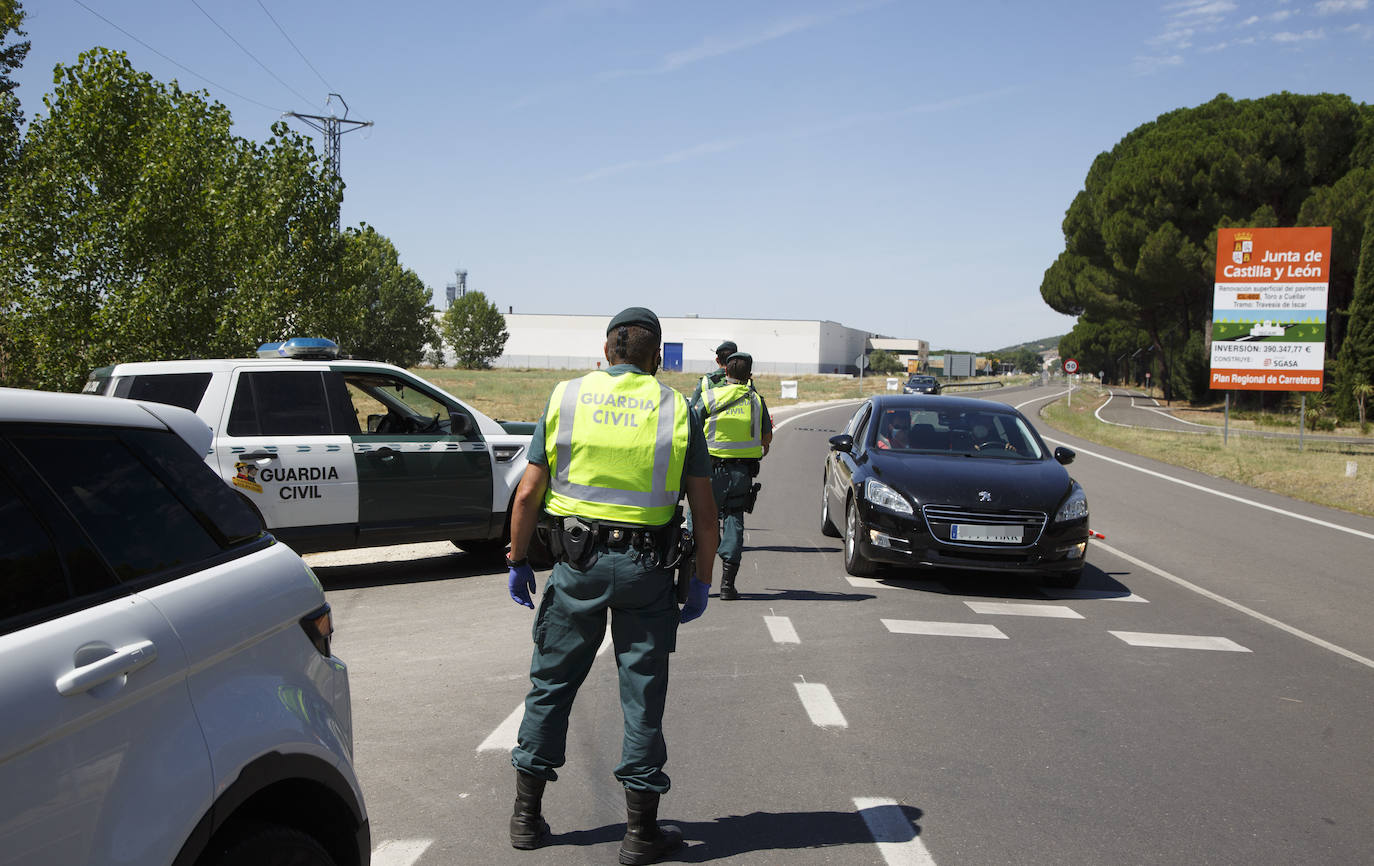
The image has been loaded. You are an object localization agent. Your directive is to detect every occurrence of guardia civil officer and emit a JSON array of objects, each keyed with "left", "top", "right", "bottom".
[
  {"left": 688, "top": 339, "right": 737, "bottom": 407},
  {"left": 503, "top": 307, "right": 719, "bottom": 865},
  {"left": 697, "top": 351, "right": 772, "bottom": 600}
]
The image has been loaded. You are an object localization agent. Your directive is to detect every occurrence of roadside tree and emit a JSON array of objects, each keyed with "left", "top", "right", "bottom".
[
  {"left": 866, "top": 349, "right": 903, "bottom": 375},
  {"left": 440, "top": 290, "right": 508, "bottom": 369},
  {"left": 0, "top": 49, "right": 341, "bottom": 391},
  {"left": 337, "top": 224, "right": 437, "bottom": 367}
]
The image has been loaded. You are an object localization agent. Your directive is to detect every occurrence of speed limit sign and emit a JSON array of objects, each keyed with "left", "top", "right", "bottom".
[{"left": 1063, "top": 358, "right": 1079, "bottom": 374}]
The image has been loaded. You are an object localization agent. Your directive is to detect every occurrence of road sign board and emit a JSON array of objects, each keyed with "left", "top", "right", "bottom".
[{"left": 1063, "top": 358, "right": 1079, "bottom": 374}]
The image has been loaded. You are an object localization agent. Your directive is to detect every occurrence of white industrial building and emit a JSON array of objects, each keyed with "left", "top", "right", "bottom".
[{"left": 493, "top": 314, "right": 884, "bottom": 376}]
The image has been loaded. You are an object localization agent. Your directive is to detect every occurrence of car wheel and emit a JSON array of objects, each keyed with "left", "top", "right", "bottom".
[
  {"left": 844, "top": 497, "right": 876, "bottom": 577},
  {"left": 200, "top": 823, "right": 337, "bottom": 866},
  {"left": 1042, "top": 568, "right": 1083, "bottom": 589},
  {"left": 820, "top": 470, "right": 841, "bottom": 537}
]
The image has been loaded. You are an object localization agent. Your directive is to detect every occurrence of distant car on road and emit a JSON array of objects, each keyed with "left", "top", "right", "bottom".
[
  {"left": 902, "top": 374, "right": 942, "bottom": 395},
  {"left": 0, "top": 387, "right": 368, "bottom": 866},
  {"left": 821, "top": 394, "right": 1090, "bottom": 586},
  {"left": 84, "top": 337, "right": 530, "bottom": 555}
]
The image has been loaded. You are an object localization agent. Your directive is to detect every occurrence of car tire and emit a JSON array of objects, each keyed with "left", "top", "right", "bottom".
[
  {"left": 844, "top": 497, "right": 876, "bottom": 577},
  {"left": 820, "top": 470, "right": 841, "bottom": 537},
  {"left": 200, "top": 823, "right": 336, "bottom": 866},
  {"left": 1042, "top": 568, "right": 1083, "bottom": 589}
]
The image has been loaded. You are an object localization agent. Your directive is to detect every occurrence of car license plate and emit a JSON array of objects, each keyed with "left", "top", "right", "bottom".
[{"left": 950, "top": 524, "right": 1023, "bottom": 543}]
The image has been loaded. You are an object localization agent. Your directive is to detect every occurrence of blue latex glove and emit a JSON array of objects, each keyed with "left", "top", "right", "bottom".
[
  {"left": 679, "top": 578, "right": 710, "bottom": 623},
  {"left": 508, "top": 562, "right": 537, "bottom": 609}
]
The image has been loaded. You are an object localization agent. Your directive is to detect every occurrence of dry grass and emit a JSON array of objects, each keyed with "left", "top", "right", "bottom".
[
  {"left": 411, "top": 366, "right": 1017, "bottom": 422},
  {"left": 1041, "top": 388, "right": 1374, "bottom": 517}
]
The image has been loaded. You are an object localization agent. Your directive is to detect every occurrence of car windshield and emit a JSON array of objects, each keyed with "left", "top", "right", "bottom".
[{"left": 872, "top": 407, "right": 1043, "bottom": 458}]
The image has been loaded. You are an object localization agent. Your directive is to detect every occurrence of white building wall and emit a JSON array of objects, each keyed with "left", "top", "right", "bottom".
[{"left": 493, "top": 314, "right": 877, "bottom": 375}]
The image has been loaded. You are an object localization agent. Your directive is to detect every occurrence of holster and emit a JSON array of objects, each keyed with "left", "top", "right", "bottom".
[{"left": 743, "top": 482, "right": 762, "bottom": 514}]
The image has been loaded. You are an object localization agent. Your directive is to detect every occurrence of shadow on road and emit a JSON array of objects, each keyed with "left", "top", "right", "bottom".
[
  {"left": 549, "top": 805, "right": 925, "bottom": 861},
  {"left": 308, "top": 550, "right": 500, "bottom": 590},
  {"left": 743, "top": 544, "right": 842, "bottom": 554},
  {"left": 723, "top": 588, "right": 875, "bottom": 602},
  {"left": 865, "top": 564, "right": 1134, "bottom": 601}
]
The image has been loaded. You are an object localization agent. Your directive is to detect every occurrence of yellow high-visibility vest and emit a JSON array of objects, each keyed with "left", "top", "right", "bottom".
[
  {"left": 701, "top": 383, "right": 763, "bottom": 458},
  {"left": 543, "top": 371, "right": 689, "bottom": 525}
]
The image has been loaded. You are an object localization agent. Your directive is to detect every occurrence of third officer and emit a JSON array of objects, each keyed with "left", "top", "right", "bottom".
[{"left": 696, "top": 351, "right": 772, "bottom": 600}]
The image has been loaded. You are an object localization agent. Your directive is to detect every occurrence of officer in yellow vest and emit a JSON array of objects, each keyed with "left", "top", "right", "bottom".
[
  {"left": 688, "top": 339, "right": 736, "bottom": 407},
  {"left": 697, "top": 351, "right": 772, "bottom": 600},
  {"left": 503, "top": 307, "right": 719, "bottom": 865}
]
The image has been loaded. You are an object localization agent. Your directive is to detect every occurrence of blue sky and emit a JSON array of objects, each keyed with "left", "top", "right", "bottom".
[{"left": 12, "top": 0, "right": 1374, "bottom": 351}]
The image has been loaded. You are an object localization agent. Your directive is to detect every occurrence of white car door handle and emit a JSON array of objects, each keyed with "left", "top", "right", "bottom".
[{"left": 55, "top": 640, "right": 158, "bottom": 696}]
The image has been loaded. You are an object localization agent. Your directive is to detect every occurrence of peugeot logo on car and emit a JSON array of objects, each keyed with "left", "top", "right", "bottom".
[{"left": 978, "top": 491, "right": 992, "bottom": 502}]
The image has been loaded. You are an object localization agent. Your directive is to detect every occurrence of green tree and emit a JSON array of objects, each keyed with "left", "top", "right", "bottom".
[
  {"left": 0, "top": 49, "right": 341, "bottom": 390},
  {"left": 1041, "top": 92, "right": 1374, "bottom": 402},
  {"left": 1334, "top": 209, "right": 1374, "bottom": 420},
  {"left": 0, "top": 0, "right": 28, "bottom": 190},
  {"left": 439, "top": 291, "right": 508, "bottom": 369},
  {"left": 335, "top": 224, "right": 437, "bottom": 366},
  {"left": 866, "top": 348, "right": 903, "bottom": 374},
  {"left": 1011, "top": 348, "right": 1042, "bottom": 374}
]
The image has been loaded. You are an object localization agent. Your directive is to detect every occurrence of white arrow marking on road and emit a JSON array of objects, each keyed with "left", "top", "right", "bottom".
[
  {"left": 882, "top": 619, "right": 1008, "bottom": 639},
  {"left": 794, "top": 682, "right": 848, "bottom": 728},
  {"left": 853, "top": 797, "right": 938, "bottom": 866},
  {"left": 372, "top": 839, "right": 433, "bottom": 866},
  {"left": 1109, "top": 631, "right": 1251, "bottom": 652},
  {"left": 965, "top": 601, "right": 1084, "bottom": 619},
  {"left": 764, "top": 615, "right": 800, "bottom": 643}
]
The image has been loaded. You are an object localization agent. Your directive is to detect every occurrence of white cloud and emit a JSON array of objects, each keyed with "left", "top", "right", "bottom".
[
  {"left": 1165, "top": 0, "right": 1239, "bottom": 18},
  {"left": 1272, "top": 28, "right": 1326, "bottom": 41},
  {"left": 1315, "top": 0, "right": 1369, "bottom": 15},
  {"left": 1133, "top": 53, "right": 1185, "bottom": 74}
]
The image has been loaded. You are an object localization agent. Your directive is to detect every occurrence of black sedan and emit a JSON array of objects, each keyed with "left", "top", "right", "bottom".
[
  {"left": 821, "top": 394, "right": 1090, "bottom": 586},
  {"left": 902, "top": 374, "right": 941, "bottom": 395}
]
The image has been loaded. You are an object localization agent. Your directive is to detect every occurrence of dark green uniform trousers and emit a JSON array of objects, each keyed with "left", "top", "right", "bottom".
[
  {"left": 712, "top": 461, "right": 753, "bottom": 565},
  {"left": 511, "top": 548, "right": 679, "bottom": 793}
]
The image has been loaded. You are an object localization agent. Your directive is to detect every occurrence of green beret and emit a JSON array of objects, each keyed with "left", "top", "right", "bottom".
[
  {"left": 606, "top": 307, "right": 661, "bottom": 340},
  {"left": 715, "top": 340, "right": 738, "bottom": 356}
]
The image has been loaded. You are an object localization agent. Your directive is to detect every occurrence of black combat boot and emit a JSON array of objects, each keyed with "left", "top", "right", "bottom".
[
  {"left": 510, "top": 770, "right": 550, "bottom": 850},
  {"left": 618, "top": 788, "right": 683, "bottom": 865},
  {"left": 719, "top": 561, "right": 740, "bottom": 600}
]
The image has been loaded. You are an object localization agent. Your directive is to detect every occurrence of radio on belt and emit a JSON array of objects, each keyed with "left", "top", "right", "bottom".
[{"left": 257, "top": 337, "right": 341, "bottom": 360}]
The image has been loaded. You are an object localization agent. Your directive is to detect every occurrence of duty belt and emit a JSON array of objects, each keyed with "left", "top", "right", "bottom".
[{"left": 540, "top": 513, "right": 683, "bottom": 572}]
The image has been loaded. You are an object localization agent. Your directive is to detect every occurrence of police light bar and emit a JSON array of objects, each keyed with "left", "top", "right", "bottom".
[{"left": 256, "top": 338, "right": 341, "bottom": 360}]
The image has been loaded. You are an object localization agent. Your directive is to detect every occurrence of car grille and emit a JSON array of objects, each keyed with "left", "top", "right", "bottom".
[{"left": 921, "top": 505, "right": 1048, "bottom": 547}]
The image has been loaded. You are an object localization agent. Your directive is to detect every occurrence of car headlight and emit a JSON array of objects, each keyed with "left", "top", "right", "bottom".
[
  {"left": 1054, "top": 483, "right": 1088, "bottom": 522},
  {"left": 865, "top": 477, "right": 914, "bottom": 516}
]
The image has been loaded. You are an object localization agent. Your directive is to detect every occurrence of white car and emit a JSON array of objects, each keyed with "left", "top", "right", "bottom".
[
  {"left": 0, "top": 387, "right": 368, "bottom": 866},
  {"left": 84, "top": 338, "right": 531, "bottom": 555}
]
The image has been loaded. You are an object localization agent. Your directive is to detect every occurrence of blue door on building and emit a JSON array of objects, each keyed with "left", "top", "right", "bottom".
[{"left": 662, "top": 342, "right": 683, "bottom": 372}]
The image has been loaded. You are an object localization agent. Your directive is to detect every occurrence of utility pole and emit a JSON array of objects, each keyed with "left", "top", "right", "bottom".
[{"left": 286, "top": 93, "right": 373, "bottom": 230}]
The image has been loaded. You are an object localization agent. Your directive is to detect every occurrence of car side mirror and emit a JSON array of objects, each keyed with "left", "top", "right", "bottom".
[
  {"left": 1054, "top": 446, "right": 1075, "bottom": 465},
  {"left": 451, "top": 412, "right": 473, "bottom": 436},
  {"left": 829, "top": 434, "right": 853, "bottom": 453}
]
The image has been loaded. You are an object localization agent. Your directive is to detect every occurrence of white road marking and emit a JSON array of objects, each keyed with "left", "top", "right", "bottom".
[
  {"left": 965, "top": 601, "right": 1084, "bottom": 619},
  {"left": 1109, "top": 631, "right": 1251, "bottom": 652},
  {"left": 773, "top": 400, "right": 862, "bottom": 431},
  {"left": 764, "top": 615, "right": 800, "bottom": 644},
  {"left": 1097, "top": 540, "right": 1374, "bottom": 670},
  {"left": 844, "top": 575, "right": 946, "bottom": 592},
  {"left": 882, "top": 619, "right": 1008, "bottom": 639},
  {"left": 478, "top": 631, "right": 615, "bottom": 752},
  {"left": 1041, "top": 587, "right": 1149, "bottom": 603},
  {"left": 371, "top": 839, "right": 433, "bottom": 866},
  {"left": 853, "top": 797, "right": 938, "bottom": 866},
  {"left": 794, "top": 682, "right": 848, "bottom": 728}
]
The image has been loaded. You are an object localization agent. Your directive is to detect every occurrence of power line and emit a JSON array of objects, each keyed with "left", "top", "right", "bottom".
[
  {"left": 70, "top": 0, "right": 285, "bottom": 113},
  {"left": 190, "top": 0, "right": 318, "bottom": 109},
  {"left": 286, "top": 93, "right": 373, "bottom": 231},
  {"left": 255, "top": 0, "right": 334, "bottom": 94}
]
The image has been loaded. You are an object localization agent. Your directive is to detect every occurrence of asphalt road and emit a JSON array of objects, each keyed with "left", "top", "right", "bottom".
[{"left": 315, "top": 388, "right": 1374, "bottom": 865}]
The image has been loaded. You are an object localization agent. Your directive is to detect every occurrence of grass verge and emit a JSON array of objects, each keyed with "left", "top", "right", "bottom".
[{"left": 1040, "top": 387, "right": 1374, "bottom": 518}]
